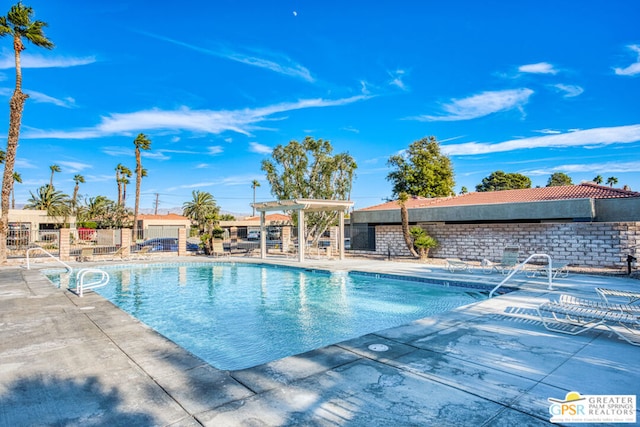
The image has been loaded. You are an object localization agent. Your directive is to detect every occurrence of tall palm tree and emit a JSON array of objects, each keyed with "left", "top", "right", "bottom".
[
  {"left": 11, "top": 170, "right": 21, "bottom": 209},
  {"left": 132, "top": 133, "right": 151, "bottom": 240},
  {"left": 71, "top": 174, "right": 84, "bottom": 213},
  {"left": 183, "top": 190, "right": 218, "bottom": 234},
  {"left": 251, "top": 179, "right": 260, "bottom": 216},
  {"left": 115, "top": 163, "right": 132, "bottom": 206},
  {"left": 606, "top": 176, "right": 618, "bottom": 187},
  {"left": 25, "top": 184, "right": 70, "bottom": 218},
  {"left": 48, "top": 164, "right": 60, "bottom": 188},
  {"left": 593, "top": 175, "right": 603, "bottom": 185},
  {"left": 0, "top": 2, "right": 53, "bottom": 262}
]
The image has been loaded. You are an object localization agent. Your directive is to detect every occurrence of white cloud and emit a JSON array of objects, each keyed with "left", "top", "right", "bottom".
[
  {"left": 21, "top": 95, "right": 369, "bottom": 140},
  {"left": 388, "top": 69, "right": 408, "bottom": 91},
  {"left": 553, "top": 84, "right": 584, "bottom": 98},
  {"left": 140, "top": 32, "right": 314, "bottom": 82},
  {"left": 614, "top": 44, "right": 640, "bottom": 76},
  {"left": 249, "top": 142, "right": 272, "bottom": 154},
  {"left": 442, "top": 124, "right": 640, "bottom": 156},
  {"left": 412, "top": 88, "right": 534, "bottom": 122},
  {"left": 56, "top": 161, "right": 92, "bottom": 173},
  {"left": 25, "top": 89, "right": 76, "bottom": 107},
  {"left": 524, "top": 160, "right": 640, "bottom": 176},
  {"left": 195, "top": 163, "right": 209, "bottom": 169},
  {"left": 208, "top": 146, "right": 223, "bottom": 155},
  {"left": 518, "top": 62, "right": 558, "bottom": 74},
  {"left": 0, "top": 50, "right": 96, "bottom": 69}
]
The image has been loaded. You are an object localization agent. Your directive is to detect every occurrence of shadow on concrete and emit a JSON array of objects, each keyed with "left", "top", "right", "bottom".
[{"left": 0, "top": 375, "right": 157, "bottom": 426}]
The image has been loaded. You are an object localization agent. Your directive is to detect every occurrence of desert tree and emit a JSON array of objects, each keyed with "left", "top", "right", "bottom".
[
  {"left": 387, "top": 136, "right": 455, "bottom": 199},
  {"left": 546, "top": 172, "right": 573, "bottom": 187},
  {"left": 476, "top": 171, "right": 531, "bottom": 192},
  {"left": 261, "top": 136, "right": 356, "bottom": 243},
  {"left": 0, "top": 2, "right": 53, "bottom": 262}
]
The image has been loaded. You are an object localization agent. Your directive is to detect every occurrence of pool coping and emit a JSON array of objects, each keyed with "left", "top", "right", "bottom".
[{"left": 2, "top": 256, "right": 639, "bottom": 425}]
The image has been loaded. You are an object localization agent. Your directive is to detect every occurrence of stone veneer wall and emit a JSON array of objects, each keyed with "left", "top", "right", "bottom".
[{"left": 374, "top": 222, "right": 640, "bottom": 268}]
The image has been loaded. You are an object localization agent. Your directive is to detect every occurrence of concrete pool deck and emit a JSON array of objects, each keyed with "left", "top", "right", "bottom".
[{"left": 1, "top": 256, "right": 638, "bottom": 426}]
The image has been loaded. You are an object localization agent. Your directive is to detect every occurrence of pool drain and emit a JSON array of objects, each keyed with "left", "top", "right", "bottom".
[{"left": 368, "top": 344, "right": 389, "bottom": 352}]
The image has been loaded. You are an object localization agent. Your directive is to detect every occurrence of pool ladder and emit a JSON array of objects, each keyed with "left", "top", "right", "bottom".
[
  {"left": 489, "top": 253, "right": 554, "bottom": 298},
  {"left": 25, "top": 247, "right": 109, "bottom": 297},
  {"left": 74, "top": 268, "right": 110, "bottom": 297}
]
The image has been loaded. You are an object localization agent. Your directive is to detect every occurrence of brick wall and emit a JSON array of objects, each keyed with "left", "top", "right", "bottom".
[{"left": 374, "top": 222, "right": 640, "bottom": 268}]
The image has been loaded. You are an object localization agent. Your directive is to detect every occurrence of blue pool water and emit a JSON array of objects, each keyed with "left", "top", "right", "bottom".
[{"left": 47, "top": 263, "right": 488, "bottom": 370}]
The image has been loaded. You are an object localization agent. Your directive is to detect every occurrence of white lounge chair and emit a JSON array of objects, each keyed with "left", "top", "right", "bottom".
[
  {"left": 557, "top": 294, "right": 640, "bottom": 315},
  {"left": 537, "top": 298, "right": 640, "bottom": 346},
  {"left": 446, "top": 258, "right": 473, "bottom": 273},
  {"left": 526, "top": 261, "right": 570, "bottom": 279},
  {"left": 595, "top": 288, "right": 640, "bottom": 305}
]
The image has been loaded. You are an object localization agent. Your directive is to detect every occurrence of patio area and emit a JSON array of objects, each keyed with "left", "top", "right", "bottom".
[{"left": 0, "top": 256, "right": 638, "bottom": 426}]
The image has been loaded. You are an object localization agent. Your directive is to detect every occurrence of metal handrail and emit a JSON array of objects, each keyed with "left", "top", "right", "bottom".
[
  {"left": 489, "top": 253, "right": 553, "bottom": 298},
  {"left": 75, "top": 268, "right": 110, "bottom": 297},
  {"left": 26, "top": 246, "right": 73, "bottom": 273}
]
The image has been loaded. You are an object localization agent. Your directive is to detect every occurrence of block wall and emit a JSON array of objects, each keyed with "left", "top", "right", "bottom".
[{"left": 374, "top": 222, "right": 640, "bottom": 268}]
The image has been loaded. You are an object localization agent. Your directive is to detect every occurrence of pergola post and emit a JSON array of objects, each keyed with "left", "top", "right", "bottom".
[
  {"left": 260, "top": 211, "right": 266, "bottom": 259},
  {"left": 298, "top": 209, "right": 305, "bottom": 262},
  {"left": 339, "top": 210, "right": 345, "bottom": 260}
]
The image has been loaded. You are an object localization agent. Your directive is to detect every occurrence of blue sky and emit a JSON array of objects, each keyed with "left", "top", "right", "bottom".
[{"left": 1, "top": 1, "right": 639, "bottom": 215}]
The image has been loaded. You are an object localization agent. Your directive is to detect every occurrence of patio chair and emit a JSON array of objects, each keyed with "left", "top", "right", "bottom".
[
  {"left": 106, "top": 246, "right": 129, "bottom": 261},
  {"left": 482, "top": 246, "right": 520, "bottom": 275},
  {"left": 211, "top": 240, "right": 229, "bottom": 258},
  {"left": 595, "top": 288, "right": 640, "bottom": 305},
  {"left": 446, "top": 258, "right": 473, "bottom": 273},
  {"left": 76, "top": 247, "right": 94, "bottom": 262},
  {"left": 536, "top": 298, "right": 640, "bottom": 346},
  {"left": 132, "top": 246, "right": 152, "bottom": 260}
]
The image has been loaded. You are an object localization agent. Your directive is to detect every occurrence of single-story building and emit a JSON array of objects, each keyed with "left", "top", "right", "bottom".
[
  {"left": 350, "top": 183, "right": 640, "bottom": 269},
  {"left": 135, "top": 213, "right": 192, "bottom": 239}
]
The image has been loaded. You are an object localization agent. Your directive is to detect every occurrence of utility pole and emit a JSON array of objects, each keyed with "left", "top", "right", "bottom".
[{"left": 154, "top": 193, "right": 159, "bottom": 215}]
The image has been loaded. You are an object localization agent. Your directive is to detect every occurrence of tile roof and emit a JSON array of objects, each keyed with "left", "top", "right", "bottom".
[{"left": 358, "top": 183, "right": 640, "bottom": 212}]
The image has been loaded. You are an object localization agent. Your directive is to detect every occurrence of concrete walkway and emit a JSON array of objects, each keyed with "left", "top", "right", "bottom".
[{"left": 0, "top": 257, "right": 638, "bottom": 426}]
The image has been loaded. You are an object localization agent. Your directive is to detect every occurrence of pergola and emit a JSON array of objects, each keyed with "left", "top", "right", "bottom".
[{"left": 251, "top": 199, "right": 354, "bottom": 262}]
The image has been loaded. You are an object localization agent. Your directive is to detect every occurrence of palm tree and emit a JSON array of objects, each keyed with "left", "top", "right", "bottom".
[
  {"left": 183, "top": 190, "right": 219, "bottom": 234},
  {"left": 71, "top": 174, "right": 84, "bottom": 213},
  {"left": 115, "top": 163, "right": 132, "bottom": 206},
  {"left": 251, "top": 179, "right": 260, "bottom": 216},
  {"left": 132, "top": 133, "right": 151, "bottom": 240},
  {"left": 0, "top": 2, "right": 53, "bottom": 262},
  {"left": 593, "top": 175, "right": 603, "bottom": 185},
  {"left": 48, "top": 164, "right": 60, "bottom": 188},
  {"left": 11, "top": 171, "right": 21, "bottom": 209},
  {"left": 606, "top": 176, "right": 618, "bottom": 187},
  {"left": 25, "top": 184, "right": 70, "bottom": 218}
]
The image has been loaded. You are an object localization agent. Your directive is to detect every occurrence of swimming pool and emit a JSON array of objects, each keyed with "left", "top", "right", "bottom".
[{"left": 47, "top": 263, "right": 488, "bottom": 370}]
